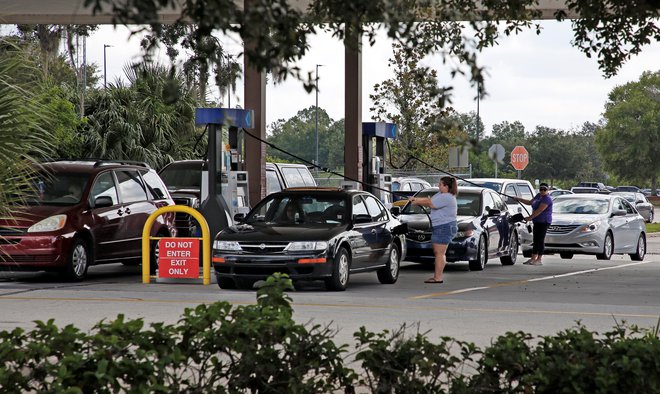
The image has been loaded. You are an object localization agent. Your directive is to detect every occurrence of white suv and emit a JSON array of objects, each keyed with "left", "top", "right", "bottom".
[{"left": 458, "top": 178, "right": 536, "bottom": 257}]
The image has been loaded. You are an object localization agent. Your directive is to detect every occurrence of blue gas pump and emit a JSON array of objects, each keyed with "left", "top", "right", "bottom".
[
  {"left": 362, "top": 122, "right": 397, "bottom": 206},
  {"left": 195, "top": 108, "right": 254, "bottom": 239}
]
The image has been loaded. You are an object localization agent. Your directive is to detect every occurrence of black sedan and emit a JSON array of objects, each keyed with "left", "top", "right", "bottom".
[
  {"left": 393, "top": 186, "right": 518, "bottom": 270},
  {"left": 212, "top": 187, "right": 408, "bottom": 291}
]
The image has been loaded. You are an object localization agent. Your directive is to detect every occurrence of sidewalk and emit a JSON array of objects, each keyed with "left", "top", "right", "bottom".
[{"left": 647, "top": 231, "right": 660, "bottom": 255}]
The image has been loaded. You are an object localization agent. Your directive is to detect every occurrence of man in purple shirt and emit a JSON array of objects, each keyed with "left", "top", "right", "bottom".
[{"left": 513, "top": 182, "right": 553, "bottom": 265}]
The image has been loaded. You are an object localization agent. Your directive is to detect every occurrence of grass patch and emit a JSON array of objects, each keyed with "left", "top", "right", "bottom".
[{"left": 646, "top": 223, "right": 660, "bottom": 233}]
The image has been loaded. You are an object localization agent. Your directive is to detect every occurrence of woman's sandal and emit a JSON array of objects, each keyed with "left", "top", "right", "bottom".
[{"left": 424, "top": 278, "right": 444, "bottom": 284}]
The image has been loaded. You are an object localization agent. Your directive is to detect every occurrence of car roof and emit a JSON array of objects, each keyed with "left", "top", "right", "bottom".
[
  {"left": 556, "top": 193, "right": 613, "bottom": 200},
  {"left": 40, "top": 160, "right": 152, "bottom": 173},
  {"left": 461, "top": 178, "right": 530, "bottom": 184}
]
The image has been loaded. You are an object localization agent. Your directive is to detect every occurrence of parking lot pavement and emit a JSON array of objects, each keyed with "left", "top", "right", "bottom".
[{"left": 648, "top": 231, "right": 660, "bottom": 254}]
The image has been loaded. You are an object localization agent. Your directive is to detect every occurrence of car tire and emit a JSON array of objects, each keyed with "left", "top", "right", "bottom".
[
  {"left": 62, "top": 238, "right": 90, "bottom": 281},
  {"left": 377, "top": 243, "right": 400, "bottom": 284},
  {"left": 560, "top": 252, "right": 574, "bottom": 259},
  {"left": 325, "top": 246, "right": 350, "bottom": 291},
  {"left": 596, "top": 232, "right": 614, "bottom": 260},
  {"left": 500, "top": 231, "right": 518, "bottom": 265},
  {"left": 216, "top": 276, "right": 236, "bottom": 289},
  {"left": 149, "top": 239, "right": 160, "bottom": 275},
  {"left": 469, "top": 235, "right": 487, "bottom": 271},
  {"left": 630, "top": 234, "right": 646, "bottom": 261}
]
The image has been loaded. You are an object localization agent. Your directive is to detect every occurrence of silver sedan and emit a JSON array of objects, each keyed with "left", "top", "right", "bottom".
[
  {"left": 610, "top": 192, "right": 654, "bottom": 223},
  {"left": 544, "top": 194, "right": 646, "bottom": 261}
]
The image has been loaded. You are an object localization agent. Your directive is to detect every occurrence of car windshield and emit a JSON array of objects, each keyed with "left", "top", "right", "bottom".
[
  {"left": 246, "top": 194, "right": 348, "bottom": 225},
  {"left": 459, "top": 180, "right": 502, "bottom": 192},
  {"left": 159, "top": 166, "right": 202, "bottom": 189},
  {"left": 553, "top": 198, "right": 609, "bottom": 214},
  {"left": 401, "top": 190, "right": 437, "bottom": 214},
  {"left": 27, "top": 172, "right": 89, "bottom": 206}
]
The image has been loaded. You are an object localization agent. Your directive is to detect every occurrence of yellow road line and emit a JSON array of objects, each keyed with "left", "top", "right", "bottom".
[{"left": 410, "top": 260, "right": 653, "bottom": 300}]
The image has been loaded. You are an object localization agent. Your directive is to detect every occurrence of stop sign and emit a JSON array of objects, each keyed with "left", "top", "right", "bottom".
[{"left": 510, "top": 146, "right": 529, "bottom": 171}]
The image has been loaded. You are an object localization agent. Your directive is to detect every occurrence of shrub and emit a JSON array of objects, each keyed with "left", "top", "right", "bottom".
[{"left": 1, "top": 274, "right": 659, "bottom": 393}]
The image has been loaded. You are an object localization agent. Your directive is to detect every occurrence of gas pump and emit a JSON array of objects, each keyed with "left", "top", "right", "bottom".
[
  {"left": 362, "top": 122, "right": 396, "bottom": 206},
  {"left": 195, "top": 108, "right": 254, "bottom": 238}
]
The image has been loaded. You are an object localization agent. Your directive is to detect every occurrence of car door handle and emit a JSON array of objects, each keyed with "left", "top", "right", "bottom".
[{"left": 371, "top": 229, "right": 377, "bottom": 234}]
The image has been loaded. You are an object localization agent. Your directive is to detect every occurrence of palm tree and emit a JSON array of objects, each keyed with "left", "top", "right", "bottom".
[
  {"left": 0, "top": 40, "right": 54, "bottom": 220},
  {"left": 82, "top": 62, "right": 203, "bottom": 169}
]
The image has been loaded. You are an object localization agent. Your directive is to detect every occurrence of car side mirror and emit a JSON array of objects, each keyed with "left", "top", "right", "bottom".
[
  {"left": 93, "top": 196, "right": 114, "bottom": 208},
  {"left": 353, "top": 214, "right": 372, "bottom": 224},
  {"left": 487, "top": 208, "right": 501, "bottom": 217},
  {"left": 389, "top": 206, "right": 401, "bottom": 216},
  {"left": 612, "top": 209, "right": 626, "bottom": 217},
  {"left": 233, "top": 213, "right": 246, "bottom": 223}
]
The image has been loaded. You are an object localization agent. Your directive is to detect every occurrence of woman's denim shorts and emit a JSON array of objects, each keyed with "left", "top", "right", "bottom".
[{"left": 432, "top": 221, "right": 458, "bottom": 244}]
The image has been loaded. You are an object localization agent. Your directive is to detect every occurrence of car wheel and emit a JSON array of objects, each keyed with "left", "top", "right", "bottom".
[
  {"left": 377, "top": 243, "right": 400, "bottom": 284},
  {"left": 500, "top": 231, "right": 518, "bottom": 265},
  {"left": 469, "top": 235, "right": 487, "bottom": 271},
  {"left": 596, "top": 232, "right": 614, "bottom": 260},
  {"left": 630, "top": 234, "right": 646, "bottom": 261},
  {"left": 217, "top": 275, "right": 236, "bottom": 289},
  {"left": 560, "top": 252, "right": 574, "bottom": 259},
  {"left": 235, "top": 278, "right": 256, "bottom": 290},
  {"left": 63, "top": 238, "right": 90, "bottom": 281},
  {"left": 325, "top": 246, "right": 350, "bottom": 291}
]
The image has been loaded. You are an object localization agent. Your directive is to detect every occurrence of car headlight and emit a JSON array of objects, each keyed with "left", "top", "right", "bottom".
[
  {"left": 27, "top": 215, "right": 67, "bottom": 233},
  {"left": 214, "top": 241, "right": 242, "bottom": 251},
  {"left": 455, "top": 229, "right": 474, "bottom": 238},
  {"left": 286, "top": 241, "right": 328, "bottom": 251},
  {"left": 580, "top": 221, "right": 600, "bottom": 233}
]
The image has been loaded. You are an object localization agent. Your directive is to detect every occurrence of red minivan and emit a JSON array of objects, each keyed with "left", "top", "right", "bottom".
[{"left": 0, "top": 160, "right": 176, "bottom": 281}]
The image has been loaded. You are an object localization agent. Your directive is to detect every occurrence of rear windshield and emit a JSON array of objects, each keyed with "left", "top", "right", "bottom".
[{"left": 159, "top": 166, "right": 202, "bottom": 189}]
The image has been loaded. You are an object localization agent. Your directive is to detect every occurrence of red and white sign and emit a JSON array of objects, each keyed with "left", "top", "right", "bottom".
[
  {"left": 510, "top": 146, "right": 529, "bottom": 171},
  {"left": 158, "top": 238, "right": 199, "bottom": 279}
]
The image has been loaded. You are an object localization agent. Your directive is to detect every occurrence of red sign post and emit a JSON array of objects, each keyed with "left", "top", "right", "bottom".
[
  {"left": 510, "top": 146, "right": 529, "bottom": 171},
  {"left": 158, "top": 238, "right": 199, "bottom": 279}
]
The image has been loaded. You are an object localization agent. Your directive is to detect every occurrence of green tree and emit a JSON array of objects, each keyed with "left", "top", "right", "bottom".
[
  {"left": 0, "top": 41, "right": 54, "bottom": 219},
  {"left": 597, "top": 71, "right": 660, "bottom": 191},
  {"left": 370, "top": 43, "right": 463, "bottom": 170},
  {"left": 267, "top": 106, "right": 344, "bottom": 171},
  {"left": 82, "top": 63, "right": 203, "bottom": 169}
]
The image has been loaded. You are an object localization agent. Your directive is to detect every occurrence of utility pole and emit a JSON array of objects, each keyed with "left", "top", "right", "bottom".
[{"left": 315, "top": 64, "right": 324, "bottom": 169}]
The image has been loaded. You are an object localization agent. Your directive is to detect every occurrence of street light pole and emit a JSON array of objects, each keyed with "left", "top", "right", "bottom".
[
  {"left": 315, "top": 64, "right": 324, "bottom": 169},
  {"left": 103, "top": 44, "right": 113, "bottom": 89}
]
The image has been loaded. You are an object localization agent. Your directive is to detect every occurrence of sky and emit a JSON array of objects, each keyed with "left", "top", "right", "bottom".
[{"left": 37, "top": 21, "right": 660, "bottom": 135}]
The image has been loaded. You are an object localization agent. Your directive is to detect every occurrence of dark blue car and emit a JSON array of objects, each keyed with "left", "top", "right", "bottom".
[{"left": 393, "top": 186, "right": 519, "bottom": 271}]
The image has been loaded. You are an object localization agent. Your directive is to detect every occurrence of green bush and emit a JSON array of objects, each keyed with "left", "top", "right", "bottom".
[{"left": 1, "top": 274, "right": 659, "bottom": 393}]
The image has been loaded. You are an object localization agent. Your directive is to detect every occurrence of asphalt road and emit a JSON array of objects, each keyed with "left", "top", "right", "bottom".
[{"left": 2, "top": 228, "right": 659, "bottom": 348}]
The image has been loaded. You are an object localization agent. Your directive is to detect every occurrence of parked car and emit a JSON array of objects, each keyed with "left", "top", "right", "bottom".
[
  {"left": 615, "top": 185, "right": 641, "bottom": 193},
  {"left": 549, "top": 188, "right": 573, "bottom": 199},
  {"left": 390, "top": 177, "right": 432, "bottom": 202},
  {"left": 570, "top": 187, "right": 600, "bottom": 194},
  {"left": 611, "top": 192, "right": 654, "bottom": 223},
  {"left": 0, "top": 160, "right": 176, "bottom": 280},
  {"left": 640, "top": 189, "right": 659, "bottom": 197},
  {"left": 545, "top": 194, "right": 646, "bottom": 261},
  {"left": 457, "top": 178, "right": 535, "bottom": 257},
  {"left": 393, "top": 186, "right": 518, "bottom": 271},
  {"left": 212, "top": 187, "right": 408, "bottom": 291},
  {"left": 576, "top": 181, "right": 608, "bottom": 191},
  {"left": 158, "top": 160, "right": 317, "bottom": 236}
]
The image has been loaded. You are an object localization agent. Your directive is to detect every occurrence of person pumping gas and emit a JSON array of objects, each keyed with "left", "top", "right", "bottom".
[{"left": 512, "top": 183, "right": 552, "bottom": 266}]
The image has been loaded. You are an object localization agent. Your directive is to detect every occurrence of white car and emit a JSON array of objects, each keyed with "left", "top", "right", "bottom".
[{"left": 544, "top": 194, "right": 646, "bottom": 260}]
